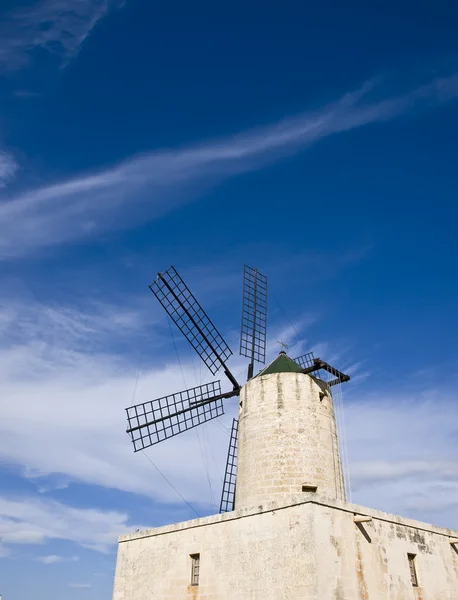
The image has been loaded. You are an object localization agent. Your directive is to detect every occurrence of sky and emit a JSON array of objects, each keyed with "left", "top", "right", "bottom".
[{"left": 1, "top": 0, "right": 458, "bottom": 598}]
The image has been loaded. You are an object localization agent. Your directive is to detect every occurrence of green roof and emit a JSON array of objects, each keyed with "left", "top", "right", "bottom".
[{"left": 256, "top": 351, "right": 303, "bottom": 377}]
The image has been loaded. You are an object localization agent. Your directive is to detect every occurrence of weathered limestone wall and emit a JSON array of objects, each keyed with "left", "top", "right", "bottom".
[
  {"left": 112, "top": 496, "right": 458, "bottom": 600},
  {"left": 311, "top": 501, "right": 458, "bottom": 600},
  {"left": 235, "top": 372, "right": 346, "bottom": 510}
]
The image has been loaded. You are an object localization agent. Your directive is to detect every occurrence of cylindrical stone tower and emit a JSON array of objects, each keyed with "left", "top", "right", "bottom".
[{"left": 234, "top": 352, "right": 346, "bottom": 510}]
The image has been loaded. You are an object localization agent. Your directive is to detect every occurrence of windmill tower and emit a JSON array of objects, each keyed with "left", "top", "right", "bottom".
[
  {"left": 125, "top": 265, "right": 350, "bottom": 511},
  {"left": 114, "top": 265, "right": 458, "bottom": 600},
  {"left": 235, "top": 353, "right": 347, "bottom": 510}
]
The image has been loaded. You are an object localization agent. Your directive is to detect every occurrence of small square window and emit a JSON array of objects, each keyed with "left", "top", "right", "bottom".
[
  {"left": 407, "top": 553, "right": 418, "bottom": 587},
  {"left": 190, "top": 553, "right": 200, "bottom": 586}
]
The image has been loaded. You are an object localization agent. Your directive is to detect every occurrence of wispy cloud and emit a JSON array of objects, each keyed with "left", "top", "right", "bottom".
[
  {"left": 347, "top": 393, "right": 458, "bottom": 528},
  {"left": 0, "top": 0, "right": 122, "bottom": 73},
  {"left": 0, "top": 0, "right": 118, "bottom": 192},
  {"left": 0, "top": 496, "right": 147, "bottom": 554},
  {"left": 0, "top": 151, "right": 18, "bottom": 188},
  {"left": 1, "top": 74, "right": 458, "bottom": 260},
  {"left": 69, "top": 583, "right": 92, "bottom": 589},
  {"left": 36, "top": 554, "right": 64, "bottom": 564},
  {"left": 0, "top": 294, "right": 235, "bottom": 505},
  {"left": 0, "top": 295, "right": 152, "bottom": 352},
  {"left": 35, "top": 554, "right": 79, "bottom": 564}
]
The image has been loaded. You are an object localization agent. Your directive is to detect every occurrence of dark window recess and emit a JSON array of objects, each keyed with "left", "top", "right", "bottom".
[
  {"left": 408, "top": 554, "right": 418, "bottom": 587},
  {"left": 190, "top": 553, "right": 200, "bottom": 586},
  {"left": 302, "top": 484, "right": 318, "bottom": 492}
]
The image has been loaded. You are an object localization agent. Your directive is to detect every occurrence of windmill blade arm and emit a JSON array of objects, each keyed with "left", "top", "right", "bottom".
[
  {"left": 150, "top": 266, "right": 240, "bottom": 389},
  {"left": 223, "top": 367, "right": 239, "bottom": 391},
  {"left": 188, "top": 388, "right": 240, "bottom": 406},
  {"left": 126, "top": 381, "right": 226, "bottom": 452}
]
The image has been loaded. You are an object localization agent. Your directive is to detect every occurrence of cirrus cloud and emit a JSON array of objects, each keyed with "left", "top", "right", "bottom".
[
  {"left": 1, "top": 74, "right": 458, "bottom": 260},
  {"left": 0, "top": 0, "right": 123, "bottom": 73},
  {"left": 0, "top": 151, "right": 18, "bottom": 188}
]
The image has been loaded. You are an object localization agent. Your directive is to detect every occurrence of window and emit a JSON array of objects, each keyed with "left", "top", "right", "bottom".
[
  {"left": 407, "top": 554, "right": 418, "bottom": 587},
  {"left": 190, "top": 553, "right": 200, "bottom": 586}
]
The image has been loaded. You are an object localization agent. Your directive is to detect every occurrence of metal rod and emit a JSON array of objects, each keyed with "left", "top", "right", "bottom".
[
  {"left": 247, "top": 363, "right": 254, "bottom": 380},
  {"left": 328, "top": 376, "right": 350, "bottom": 387},
  {"left": 158, "top": 271, "right": 240, "bottom": 391}
]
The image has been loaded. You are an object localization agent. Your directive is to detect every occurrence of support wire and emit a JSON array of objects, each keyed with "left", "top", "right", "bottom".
[
  {"left": 126, "top": 325, "right": 201, "bottom": 518},
  {"left": 141, "top": 451, "right": 201, "bottom": 518}
]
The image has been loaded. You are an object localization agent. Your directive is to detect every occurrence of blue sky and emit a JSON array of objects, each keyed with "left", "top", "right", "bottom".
[{"left": 1, "top": 0, "right": 458, "bottom": 598}]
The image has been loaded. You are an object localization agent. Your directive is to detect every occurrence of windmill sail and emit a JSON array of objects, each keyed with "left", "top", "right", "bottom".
[
  {"left": 150, "top": 266, "right": 236, "bottom": 383},
  {"left": 126, "top": 381, "right": 225, "bottom": 451},
  {"left": 296, "top": 354, "right": 351, "bottom": 387},
  {"left": 219, "top": 418, "right": 239, "bottom": 513},
  {"left": 240, "top": 265, "right": 268, "bottom": 378},
  {"left": 293, "top": 351, "right": 315, "bottom": 369}
]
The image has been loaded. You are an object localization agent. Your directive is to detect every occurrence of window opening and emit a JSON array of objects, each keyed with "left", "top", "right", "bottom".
[
  {"left": 408, "top": 553, "right": 418, "bottom": 587},
  {"left": 190, "top": 553, "right": 200, "bottom": 586}
]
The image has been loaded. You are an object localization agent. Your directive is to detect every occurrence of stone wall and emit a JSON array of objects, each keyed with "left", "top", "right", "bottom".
[
  {"left": 112, "top": 496, "right": 458, "bottom": 600},
  {"left": 235, "top": 372, "right": 346, "bottom": 509}
]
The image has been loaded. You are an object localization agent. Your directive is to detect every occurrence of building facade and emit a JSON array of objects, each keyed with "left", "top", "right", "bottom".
[{"left": 112, "top": 355, "right": 458, "bottom": 599}]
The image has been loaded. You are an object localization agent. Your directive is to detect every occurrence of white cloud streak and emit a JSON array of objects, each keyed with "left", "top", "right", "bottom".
[
  {"left": 346, "top": 394, "right": 458, "bottom": 529},
  {"left": 0, "top": 151, "right": 18, "bottom": 188},
  {"left": 36, "top": 554, "right": 63, "bottom": 564},
  {"left": 1, "top": 74, "right": 458, "bottom": 260},
  {"left": 35, "top": 554, "right": 79, "bottom": 564},
  {"left": 1, "top": 295, "right": 151, "bottom": 350},
  {"left": 0, "top": 0, "right": 121, "bottom": 72},
  {"left": 0, "top": 496, "right": 147, "bottom": 555}
]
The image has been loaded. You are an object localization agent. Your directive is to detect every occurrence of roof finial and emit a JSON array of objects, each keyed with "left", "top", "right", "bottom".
[{"left": 277, "top": 339, "right": 289, "bottom": 353}]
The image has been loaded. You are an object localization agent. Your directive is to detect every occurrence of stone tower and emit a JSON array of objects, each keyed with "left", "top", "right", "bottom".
[{"left": 234, "top": 351, "right": 346, "bottom": 510}]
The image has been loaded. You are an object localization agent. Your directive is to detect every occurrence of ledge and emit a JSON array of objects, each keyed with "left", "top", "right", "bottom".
[{"left": 118, "top": 494, "right": 458, "bottom": 544}]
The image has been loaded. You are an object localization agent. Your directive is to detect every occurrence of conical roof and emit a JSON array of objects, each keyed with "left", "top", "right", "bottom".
[{"left": 255, "top": 351, "right": 302, "bottom": 377}]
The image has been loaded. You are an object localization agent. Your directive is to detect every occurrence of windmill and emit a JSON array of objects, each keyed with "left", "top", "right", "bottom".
[{"left": 125, "top": 265, "right": 350, "bottom": 513}]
